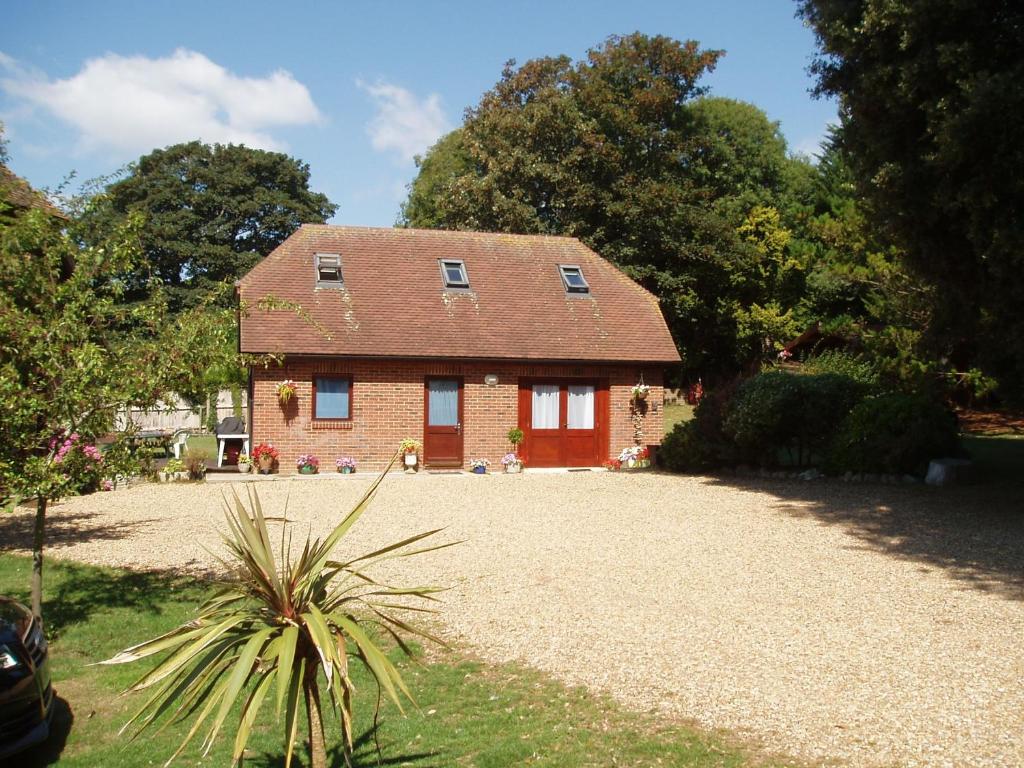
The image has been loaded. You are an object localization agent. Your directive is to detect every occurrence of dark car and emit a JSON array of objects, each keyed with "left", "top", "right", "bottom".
[{"left": 0, "top": 598, "right": 53, "bottom": 759}]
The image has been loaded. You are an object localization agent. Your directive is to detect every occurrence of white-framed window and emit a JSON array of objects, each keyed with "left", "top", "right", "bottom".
[
  {"left": 559, "top": 264, "right": 589, "bottom": 294},
  {"left": 439, "top": 259, "right": 470, "bottom": 289},
  {"left": 315, "top": 253, "right": 343, "bottom": 287}
]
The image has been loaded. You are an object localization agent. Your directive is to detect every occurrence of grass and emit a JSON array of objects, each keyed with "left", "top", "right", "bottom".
[
  {"left": 1, "top": 554, "right": 772, "bottom": 768},
  {"left": 963, "top": 433, "right": 1024, "bottom": 485},
  {"left": 185, "top": 433, "right": 218, "bottom": 458},
  {"left": 663, "top": 402, "right": 695, "bottom": 434}
]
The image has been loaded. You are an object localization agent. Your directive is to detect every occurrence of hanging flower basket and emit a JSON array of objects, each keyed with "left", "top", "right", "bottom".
[
  {"left": 277, "top": 379, "right": 297, "bottom": 405},
  {"left": 631, "top": 384, "right": 650, "bottom": 401}
]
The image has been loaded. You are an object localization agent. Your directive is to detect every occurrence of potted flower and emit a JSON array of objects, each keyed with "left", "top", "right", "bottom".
[
  {"left": 470, "top": 458, "right": 490, "bottom": 475},
  {"left": 500, "top": 452, "right": 523, "bottom": 474},
  {"left": 276, "top": 379, "right": 297, "bottom": 405},
  {"left": 336, "top": 456, "right": 356, "bottom": 474},
  {"left": 603, "top": 458, "right": 622, "bottom": 471},
  {"left": 399, "top": 438, "right": 422, "bottom": 472},
  {"left": 618, "top": 445, "right": 651, "bottom": 469},
  {"left": 296, "top": 454, "right": 319, "bottom": 475},
  {"left": 237, "top": 453, "right": 252, "bottom": 473},
  {"left": 631, "top": 383, "right": 651, "bottom": 402},
  {"left": 160, "top": 458, "right": 186, "bottom": 482},
  {"left": 252, "top": 443, "right": 279, "bottom": 474}
]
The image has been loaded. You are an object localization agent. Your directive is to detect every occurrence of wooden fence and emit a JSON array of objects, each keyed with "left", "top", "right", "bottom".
[{"left": 116, "top": 390, "right": 248, "bottom": 432}]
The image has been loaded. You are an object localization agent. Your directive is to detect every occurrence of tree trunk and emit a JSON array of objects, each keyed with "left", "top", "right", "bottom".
[
  {"left": 304, "top": 679, "right": 328, "bottom": 768},
  {"left": 31, "top": 496, "right": 47, "bottom": 619}
]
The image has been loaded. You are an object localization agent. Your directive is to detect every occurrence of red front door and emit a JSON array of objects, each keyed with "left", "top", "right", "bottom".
[
  {"left": 520, "top": 380, "right": 607, "bottom": 467},
  {"left": 424, "top": 377, "right": 464, "bottom": 467}
]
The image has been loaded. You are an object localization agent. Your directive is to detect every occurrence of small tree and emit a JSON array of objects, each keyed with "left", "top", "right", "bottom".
[
  {"left": 104, "top": 453, "right": 452, "bottom": 767},
  {"left": 0, "top": 203, "right": 230, "bottom": 619}
]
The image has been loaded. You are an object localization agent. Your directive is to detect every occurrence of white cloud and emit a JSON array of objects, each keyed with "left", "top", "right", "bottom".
[
  {"left": 357, "top": 79, "right": 450, "bottom": 164},
  {"left": 1, "top": 49, "right": 322, "bottom": 155}
]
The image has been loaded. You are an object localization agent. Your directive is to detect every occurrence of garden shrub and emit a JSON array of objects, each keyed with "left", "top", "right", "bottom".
[
  {"left": 723, "top": 371, "right": 871, "bottom": 468},
  {"left": 827, "top": 393, "right": 960, "bottom": 475},
  {"left": 798, "top": 350, "right": 880, "bottom": 387}
]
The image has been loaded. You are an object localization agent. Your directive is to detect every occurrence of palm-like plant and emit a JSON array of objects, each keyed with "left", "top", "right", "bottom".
[{"left": 101, "top": 452, "right": 452, "bottom": 768}]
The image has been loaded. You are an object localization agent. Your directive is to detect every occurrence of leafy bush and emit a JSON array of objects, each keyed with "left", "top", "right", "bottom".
[
  {"left": 183, "top": 450, "right": 208, "bottom": 479},
  {"left": 723, "top": 371, "right": 871, "bottom": 467},
  {"left": 797, "top": 350, "right": 880, "bottom": 387},
  {"left": 828, "top": 394, "right": 960, "bottom": 475}
]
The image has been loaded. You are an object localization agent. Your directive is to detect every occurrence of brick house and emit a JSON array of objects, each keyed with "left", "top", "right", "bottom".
[{"left": 237, "top": 225, "right": 680, "bottom": 472}]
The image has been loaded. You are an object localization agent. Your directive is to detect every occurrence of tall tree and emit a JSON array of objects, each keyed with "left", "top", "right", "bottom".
[
  {"left": 83, "top": 141, "right": 337, "bottom": 310},
  {"left": 798, "top": 0, "right": 1024, "bottom": 396},
  {"left": 403, "top": 34, "right": 827, "bottom": 378},
  {"left": 399, "top": 129, "right": 472, "bottom": 228}
]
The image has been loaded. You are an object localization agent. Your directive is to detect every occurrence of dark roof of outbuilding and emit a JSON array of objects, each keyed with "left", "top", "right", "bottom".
[{"left": 238, "top": 224, "right": 681, "bottom": 364}]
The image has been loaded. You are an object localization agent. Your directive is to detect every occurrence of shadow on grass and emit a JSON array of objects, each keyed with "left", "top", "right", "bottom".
[
  {"left": 244, "top": 722, "right": 440, "bottom": 767},
  {"left": 42, "top": 561, "right": 206, "bottom": 640},
  {"left": 704, "top": 448, "right": 1024, "bottom": 601},
  {"left": 18, "top": 695, "right": 73, "bottom": 767}
]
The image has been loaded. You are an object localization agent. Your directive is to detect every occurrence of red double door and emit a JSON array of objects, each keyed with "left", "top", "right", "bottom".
[{"left": 518, "top": 379, "right": 609, "bottom": 468}]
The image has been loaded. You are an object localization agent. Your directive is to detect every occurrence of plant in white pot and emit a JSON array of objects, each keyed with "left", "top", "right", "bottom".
[
  {"left": 501, "top": 452, "right": 523, "bottom": 474},
  {"left": 237, "top": 453, "right": 252, "bottom": 473},
  {"left": 400, "top": 438, "right": 422, "bottom": 473}
]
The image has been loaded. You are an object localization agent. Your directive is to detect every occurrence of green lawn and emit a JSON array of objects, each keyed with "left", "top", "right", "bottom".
[
  {"left": 963, "top": 434, "right": 1024, "bottom": 484},
  {"left": 663, "top": 401, "right": 695, "bottom": 434},
  {"left": 1, "top": 554, "right": 770, "bottom": 768}
]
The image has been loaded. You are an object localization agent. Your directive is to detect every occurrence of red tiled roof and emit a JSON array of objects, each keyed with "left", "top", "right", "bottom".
[
  {"left": 1, "top": 166, "right": 65, "bottom": 218},
  {"left": 238, "top": 225, "right": 681, "bottom": 364}
]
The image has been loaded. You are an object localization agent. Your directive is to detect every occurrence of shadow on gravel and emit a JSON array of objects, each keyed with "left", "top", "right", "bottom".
[
  {"left": 0, "top": 507, "right": 158, "bottom": 553},
  {"left": 704, "top": 473, "right": 1024, "bottom": 601}
]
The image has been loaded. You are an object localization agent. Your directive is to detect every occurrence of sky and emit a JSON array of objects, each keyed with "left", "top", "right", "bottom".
[{"left": 1, "top": 0, "right": 837, "bottom": 227}]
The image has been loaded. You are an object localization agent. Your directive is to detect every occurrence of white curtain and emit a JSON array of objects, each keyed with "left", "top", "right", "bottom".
[
  {"left": 428, "top": 380, "right": 459, "bottom": 426},
  {"left": 531, "top": 384, "right": 560, "bottom": 429},
  {"left": 567, "top": 385, "right": 595, "bottom": 429}
]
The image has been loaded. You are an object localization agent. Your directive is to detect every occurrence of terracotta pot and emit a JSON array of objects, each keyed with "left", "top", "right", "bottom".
[{"left": 258, "top": 455, "right": 274, "bottom": 474}]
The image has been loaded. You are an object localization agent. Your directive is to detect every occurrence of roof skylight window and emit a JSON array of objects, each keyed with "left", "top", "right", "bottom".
[
  {"left": 439, "top": 259, "right": 470, "bottom": 289},
  {"left": 559, "top": 265, "right": 590, "bottom": 294},
  {"left": 315, "top": 253, "right": 343, "bottom": 287}
]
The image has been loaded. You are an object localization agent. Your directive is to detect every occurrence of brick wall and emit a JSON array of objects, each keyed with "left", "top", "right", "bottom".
[{"left": 251, "top": 358, "right": 664, "bottom": 473}]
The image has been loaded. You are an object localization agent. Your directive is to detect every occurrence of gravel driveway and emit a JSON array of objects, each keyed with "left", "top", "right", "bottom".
[{"left": 3, "top": 471, "right": 1023, "bottom": 767}]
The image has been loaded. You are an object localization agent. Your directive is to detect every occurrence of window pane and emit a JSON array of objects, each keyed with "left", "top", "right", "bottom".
[
  {"left": 428, "top": 380, "right": 459, "bottom": 425},
  {"left": 532, "top": 384, "right": 560, "bottom": 429},
  {"left": 567, "top": 385, "right": 594, "bottom": 429},
  {"left": 443, "top": 261, "right": 467, "bottom": 286},
  {"left": 315, "top": 377, "right": 349, "bottom": 419}
]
